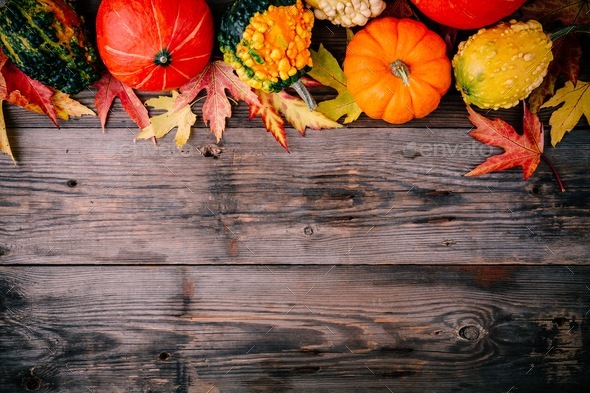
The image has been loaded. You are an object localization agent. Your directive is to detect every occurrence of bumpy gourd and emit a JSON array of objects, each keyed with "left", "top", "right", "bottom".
[
  {"left": 453, "top": 20, "right": 553, "bottom": 110},
  {"left": 0, "top": 0, "right": 100, "bottom": 94},
  {"left": 305, "top": 0, "right": 386, "bottom": 27},
  {"left": 219, "top": 0, "right": 314, "bottom": 93}
]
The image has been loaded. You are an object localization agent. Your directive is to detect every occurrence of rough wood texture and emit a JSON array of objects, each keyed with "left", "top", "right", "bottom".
[
  {"left": 1, "top": 266, "right": 589, "bottom": 392},
  {"left": 1, "top": 121, "right": 589, "bottom": 265},
  {"left": 1, "top": 0, "right": 590, "bottom": 392}
]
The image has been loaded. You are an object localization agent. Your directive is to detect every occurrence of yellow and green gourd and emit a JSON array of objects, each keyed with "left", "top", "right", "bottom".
[
  {"left": 0, "top": 0, "right": 100, "bottom": 94},
  {"left": 219, "top": 0, "right": 314, "bottom": 96},
  {"left": 453, "top": 20, "right": 553, "bottom": 110}
]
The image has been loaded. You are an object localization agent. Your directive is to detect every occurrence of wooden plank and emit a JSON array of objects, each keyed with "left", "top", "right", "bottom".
[
  {"left": 1, "top": 266, "right": 589, "bottom": 392},
  {"left": 4, "top": 88, "right": 577, "bottom": 131},
  {"left": 1, "top": 124, "right": 589, "bottom": 265}
]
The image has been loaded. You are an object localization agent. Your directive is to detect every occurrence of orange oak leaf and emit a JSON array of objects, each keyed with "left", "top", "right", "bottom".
[
  {"left": 1, "top": 54, "right": 58, "bottom": 127},
  {"left": 174, "top": 61, "right": 261, "bottom": 141},
  {"left": 249, "top": 91, "right": 289, "bottom": 151},
  {"left": 94, "top": 71, "right": 150, "bottom": 132},
  {"left": 465, "top": 103, "right": 544, "bottom": 180}
]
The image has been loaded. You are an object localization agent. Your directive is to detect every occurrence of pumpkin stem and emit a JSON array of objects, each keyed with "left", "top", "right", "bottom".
[
  {"left": 391, "top": 59, "right": 411, "bottom": 86},
  {"left": 291, "top": 80, "right": 317, "bottom": 110},
  {"left": 154, "top": 49, "right": 172, "bottom": 67}
]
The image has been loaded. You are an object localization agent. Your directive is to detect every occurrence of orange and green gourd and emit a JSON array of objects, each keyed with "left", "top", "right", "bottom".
[
  {"left": 219, "top": 0, "right": 315, "bottom": 106},
  {"left": 0, "top": 0, "right": 100, "bottom": 94}
]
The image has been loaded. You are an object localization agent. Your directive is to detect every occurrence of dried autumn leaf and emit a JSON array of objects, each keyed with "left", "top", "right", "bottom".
[
  {"left": 381, "top": 0, "right": 416, "bottom": 19},
  {"left": 272, "top": 90, "right": 342, "bottom": 135},
  {"left": 0, "top": 55, "right": 13, "bottom": 161},
  {"left": 94, "top": 71, "right": 150, "bottom": 132},
  {"left": 465, "top": 104, "right": 544, "bottom": 180},
  {"left": 250, "top": 90, "right": 342, "bottom": 152},
  {"left": 174, "top": 61, "right": 261, "bottom": 141},
  {"left": 137, "top": 91, "right": 197, "bottom": 148},
  {"left": 522, "top": 0, "right": 589, "bottom": 110},
  {"left": 0, "top": 103, "right": 11, "bottom": 161},
  {"left": 529, "top": 37, "right": 582, "bottom": 112},
  {"left": 1, "top": 55, "right": 58, "bottom": 127},
  {"left": 52, "top": 91, "right": 96, "bottom": 121},
  {"left": 541, "top": 80, "right": 590, "bottom": 146},
  {"left": 249, "top": 91, "right": 289, "bottom": 151},
  {"left": 520, "top": 0, "right": 590, "bottom": 26},
  {"left": 308, "top": 44, "right": 363, "bottom": 124}
]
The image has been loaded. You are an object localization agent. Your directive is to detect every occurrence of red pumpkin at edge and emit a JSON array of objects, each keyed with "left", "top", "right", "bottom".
[
  {"left": 410, "top": 0, "right": 527, "bottom": 30},
  {"left": 96, "top": 0, "right": 214, "bottom": 91}
]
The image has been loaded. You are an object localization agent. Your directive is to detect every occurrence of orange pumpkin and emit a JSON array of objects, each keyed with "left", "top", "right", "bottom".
[
  {"left": 343, "top": 17, "right": 451, "bottom": 124},
  {"left": 96, "top": 0, "right": 214, "bottom": 92}
]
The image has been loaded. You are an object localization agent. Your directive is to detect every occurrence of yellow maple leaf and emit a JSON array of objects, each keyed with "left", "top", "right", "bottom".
[
  {"left": 308, "top": 44, "right": 363, "bottom": 124},
  {"left": 52, "top": 91, "right": 96, "bottom": 121},
  {"left": 136, "top": 91, "right": 197, "bottom": 148},
  {"left": 541, "top": 80, "right": 590, "bottom": 146},
  {"left": 0, "top": 101, "right": 14, "bottom": 162}
]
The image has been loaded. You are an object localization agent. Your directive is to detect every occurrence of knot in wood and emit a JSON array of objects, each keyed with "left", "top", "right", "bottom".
[
  {"left": 459, "top": 325, "right": 480, "bottom": 341},
  {"left": 25, "top": 376, "right": 41, "bottom": 390},
  {"left": 303, "top": 226, "right": 314, "bottom": 236},
  {"left": 159, "top": 352, "right": 170, "bottom": 361}
]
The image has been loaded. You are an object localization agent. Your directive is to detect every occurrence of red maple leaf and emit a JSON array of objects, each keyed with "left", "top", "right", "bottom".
[
  {"left": 0, "top": 52, "right": 58, "bottom": 127},
  {"left": 93, "top": 71, "right": 150, "bottom": 132},
  {"left": 465, "top": 103, "right": 565, "bottom": 191},
  {"left": 173, "top": 61, "right": 261, "bottom": 141}
]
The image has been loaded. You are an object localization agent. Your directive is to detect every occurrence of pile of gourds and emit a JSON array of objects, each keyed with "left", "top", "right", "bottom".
[{"left": 0, "top": 0, "right": 565, "bottom": 124}]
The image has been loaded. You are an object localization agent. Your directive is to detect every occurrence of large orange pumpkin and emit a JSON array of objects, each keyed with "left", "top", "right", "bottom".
[
  {"left": 96, "top": 0, "right": 214, "bottom": 91},
  {"left": 343, "top": 17, "right": 451, "bottom": 124}
]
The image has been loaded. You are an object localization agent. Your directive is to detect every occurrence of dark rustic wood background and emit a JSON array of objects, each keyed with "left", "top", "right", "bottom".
[{"left": 1, "top": 0, "right": 589, "bottom": 392}]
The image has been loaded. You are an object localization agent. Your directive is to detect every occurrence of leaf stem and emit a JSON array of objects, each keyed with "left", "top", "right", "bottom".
[
  {"left": 541, "top": 154, "right": 565, "bottom": 192},
  {"left": 550, "top": 25, "right": 590, "bottom": 41},
  {"left": 290, "top": 80, "right": 317, "bottom": 110}
]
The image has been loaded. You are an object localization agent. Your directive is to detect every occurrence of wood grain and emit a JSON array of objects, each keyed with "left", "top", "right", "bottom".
[
  {"left": 1, "top": 123, "right": 589, "bottom": 265},
  {"left": 1, "top": 1, "right": 590, "bottom": 392},
  {"left": 1, "top": 266, "right": 589, "bottom": 392}
]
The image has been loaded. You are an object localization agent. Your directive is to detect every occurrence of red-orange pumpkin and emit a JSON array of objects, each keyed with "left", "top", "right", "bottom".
[
  {"left": 410, "top": 0, "right": 527, "bottom": 30},
  {"left": 96, "top": 0, "right": 214, "bottom": 91},
  {"left": 343, "top": 17, "right": 451, "bottom": 124}
]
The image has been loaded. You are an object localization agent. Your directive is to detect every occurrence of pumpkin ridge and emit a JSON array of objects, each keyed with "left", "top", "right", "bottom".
[
  {"left": 410, "top": 59, "right": 452, "bottom": 93},
  {"left": 169, "top": 2, "right": 182, "bottom": 44},
  {"left": 394, "top": 19, "right": 428, "bottom": 61},
  {"left": 134, "top": 65, "right": 159, "bottom": 89},
  {"left": 115, "top": 10, "right": 140, "bottom": 39},
  {"left": 104, "top": 46, "right": 152, "bottom": 60},
  {"left": 363, "top": 27, "right": 393, "bottom": 63},
  {"left": 169, "top": 12, "right": 207, "bottom": 55},
  {"left": 150, "top": 0, "right": 164, "bottom": 50},
  {"left": 169, "top": 64, "right": 190, "bottom": 79}
]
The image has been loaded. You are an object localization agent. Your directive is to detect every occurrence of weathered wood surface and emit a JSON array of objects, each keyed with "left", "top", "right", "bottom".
[
  {"left": 1, "top": 266, "right": 589, "bottom": 392},
  {"left": 1, "top": 120, "right": 589, "bottom": 265},
  {"left": 1, "top": 1, "right": 589, "bottom": 265},
  {"left": 1, "top": 0, "right": 590, "bottom": 392}
]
